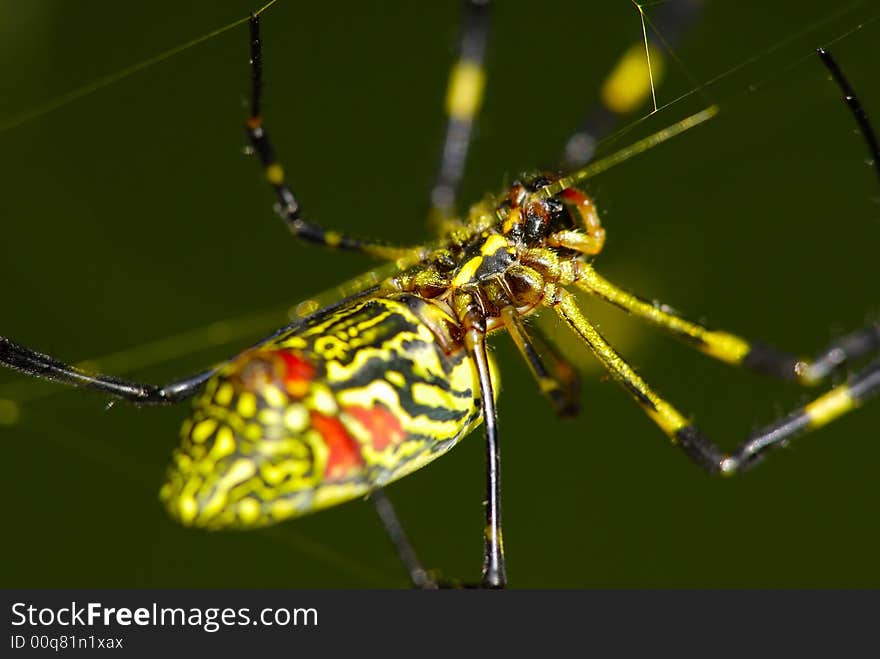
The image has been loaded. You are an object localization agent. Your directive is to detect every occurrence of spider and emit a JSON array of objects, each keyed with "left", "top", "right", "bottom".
[{"left": 5, "top": 3, "right": 876, "bottom": 585}]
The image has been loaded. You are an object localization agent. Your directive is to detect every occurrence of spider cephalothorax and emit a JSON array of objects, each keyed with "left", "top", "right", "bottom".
[
  {"left": 499, "top": 175, "right": 578, "bottom": 243},
  {"left": 391, "top": 177, "right": 607, "bottom": 327}
]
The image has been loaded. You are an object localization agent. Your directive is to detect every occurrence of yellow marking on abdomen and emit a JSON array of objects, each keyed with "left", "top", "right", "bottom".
[
  {"left": 236, "top": 392, "right": 258, "bottom": 419},
  {"left": 191, "top": 418, "right": 217, "bottom": 443},
  {"left": 214, "top": 382, "right": 234, "bottom": 406},
  {"left": 262, "top": 385, "right": 287, "bottom": 409},
  {"left": 237, "top": 498, "right": 261, "bottom": 525},
  {"left": 209, "top": 426, "right": 237, "bottom": 461},
  {"left": 176, "top": 495, "right": 198, "bottom": 526}
]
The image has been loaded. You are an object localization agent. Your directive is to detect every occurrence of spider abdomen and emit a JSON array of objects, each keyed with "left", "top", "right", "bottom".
[{"left": 160, "top": 294, "right": 484, "bottom": 529}]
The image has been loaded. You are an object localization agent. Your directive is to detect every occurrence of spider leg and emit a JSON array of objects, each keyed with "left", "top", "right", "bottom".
[
  {"left": 501, "top": 306, "right": 580, "bottom": 416},
  {"left": 574, "top": 263, "right": 880, "bottom": 385},
  {"left": 0, "top": 283, "right": 388, "bottom": 407},
  {"left": 0, "top": 336, "right": 215, "bottom": 404},
  {"left": 372, "top": 1, "right": 499, "bottom": 588},
  {"left": 428, "top": 0, "right": 492, "bottom": 229},
  {"left": 370, "top": 488, "right": 438, "bottom": 589},
  {"left": 463, "top": 324, "right": 505, "bottom": 588},
  {"left": 562, "top": 0, "right": 704, "bottom": 168},
  {"left": 817, "top": 48, "right": 880, "bottom": 186},
  {"left": 371, "top": 317, "right": 507, "bottom": 589},
  {"left": 569, "top": 46, "right": 880, "bottom": 385},
  {"left": 550, "top": 287, "right": 880, "bottom": 475},
  {"left": 527, "top": 324, "right": 582, "bottom": 416},
  {"left": 246, "top": 14, "right": 419, "bottom": 260}
]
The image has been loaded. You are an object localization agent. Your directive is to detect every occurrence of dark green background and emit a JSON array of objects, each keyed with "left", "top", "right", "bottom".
[{"left": 1, "top": 0, "right": 878, "bottom": 588}]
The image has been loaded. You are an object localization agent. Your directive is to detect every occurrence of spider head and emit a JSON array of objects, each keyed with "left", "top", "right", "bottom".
[{"left": 500, "top": 174, "right": 578, "bottom": 246}]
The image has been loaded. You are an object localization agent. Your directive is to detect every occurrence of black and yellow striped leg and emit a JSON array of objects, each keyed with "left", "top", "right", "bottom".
[
  {"left": 0, "top": 336, "right": 215, "bottom": 404},
  {"left": 747, "top": 323, "right": 880, "bottom": 384},
  {"left": 501, "top": 306, "right": 580, "bottom": 417},
  {"left": 574, "top": 263, "right": 880, "bottom": 385},
  {"left": 429, "top": 0, "right": 491, "bottom": 227},
  {"left": 464, "top": 325, "right": 506, "bottom": 588},
  {"left": 0, "top": 298, "right": 358, "bottom": 405},
  {"left": 710, "top": 358, "right": 879, "bottom": 474},
  {"left": 246, "top": 15, "right": 414, "bottom": 260},
  {"left": 551, "top": 288, "right": 880, "bottom": 475},
  {"left": 562, "top": 0, "right": 703, "bottom": 168}
]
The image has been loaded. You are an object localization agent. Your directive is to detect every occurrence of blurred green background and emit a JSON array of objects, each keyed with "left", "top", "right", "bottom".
[{"left": 1, "top": 0, "right": 878, "bottom": 588}]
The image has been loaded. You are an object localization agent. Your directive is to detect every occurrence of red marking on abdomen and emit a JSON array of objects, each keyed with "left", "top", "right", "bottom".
[
  {"left": 311, "top": 411, "right": 363, "bottom": 480},
  {"left": 275, "top": 351, "right": 316, "bottom": 398},
  {"left": 345, "top": 404, "right": 406, "bottom": 452}
]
